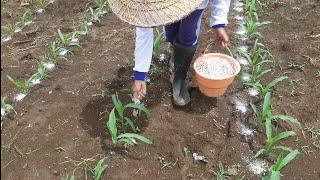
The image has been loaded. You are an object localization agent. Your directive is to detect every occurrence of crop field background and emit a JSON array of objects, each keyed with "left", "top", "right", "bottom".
[{"left": 1, "top": 0, "right": 319, "bottom": 179}]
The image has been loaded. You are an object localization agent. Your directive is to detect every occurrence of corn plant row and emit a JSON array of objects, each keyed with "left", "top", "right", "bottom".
[
  {"left": 2, "top": 0, "right": 108, "bottom": 119},
  {"left": 232, "top": 0, "right": 302, "bottom": 179},
  {"left": 1, "top": 0, "right": 57, "bottom": 44}
]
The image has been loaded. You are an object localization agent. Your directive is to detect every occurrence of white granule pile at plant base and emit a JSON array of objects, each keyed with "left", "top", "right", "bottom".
[
  {"left": 196, "top": 58, "right": 234, "bottom": 78},
  {"left": 14, "top": 93, "right": 27, "bottom": 102},
  {"left": 247, "top": 159, "right": 268, "bottom": 175}
]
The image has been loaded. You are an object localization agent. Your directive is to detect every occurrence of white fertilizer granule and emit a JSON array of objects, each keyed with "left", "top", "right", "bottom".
[
  {"left": 43, "top": 62, "right": 55, "bottom": 70},
  {"left": 247, "top": 88, "right": 259, "bottom": 96},
  {"left": 248, "top": 159, "right": 268, "bottom": 175},
  {"left": 196, "top": 58, "right": 234, "bottom": 79},
  {"left": 14, "top": 93, "right": 27, "bottom": 102}
]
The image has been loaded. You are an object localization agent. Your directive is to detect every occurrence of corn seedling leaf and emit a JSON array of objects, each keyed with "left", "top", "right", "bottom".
[
  {"left": 94, "top": 157, "right": 107, "bottom": 180},
  {"left": 107, "top": 108, "right": 118, "bottom": 144},
  {"left": 270, "top": 170, "right": 280, "bottom": 180},
  {"left": 271, "top": 115, "right": 301, "bottom": 128},
  {"left": 118, "top": 138, "right": 134, "bottom": 146},
  {"left": 269, "top": 131, "right": 296, "bottom": 150},
  {"left": 117, "top": 133, "right": 153, "bottom": 144},
  {"left": 266, "top": 117, "right": 273, "bottom": 141},
  {"left": 124, "top": 103, "right": 149, "bottom": 114},
  {"left": 257, "top": 69, "right": 272, "bottom": 79},
  {"left": 7, "top": 75, "right": 29, "bottom": 93},
  {"left": 274, "top": 150, "right": 300, "bottom": 171},
  {"left": 262, "top": 92, "right": 272, "bottom": 120},
  {"left": 250, "top": 103, "right": 259, "bottom": 117},
  {"left": 111, "top": 94, "right": 124, "bottom": 119},
  {"left": 264, "top": 76, "right": 288, "bottom": 94},
  {"left": 254, "top": 149, "right": 267, "bottom": 158},
  {"left": 124, "top": 117, "right": 137, "bottom": 133},
  {"left": 272, "top": 146, "right": 292, "bottom": 152}
]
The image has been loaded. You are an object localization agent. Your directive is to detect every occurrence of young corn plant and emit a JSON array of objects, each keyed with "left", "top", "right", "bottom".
[
  {"left": 153, "top": 28, "right": 164, "bottom": 56},
  {"left": 262, "top": 150, "right": 300, "bottom": 180},
  {"left": 49, "top": 42, "right": 59, "bottom": 61},
  {"left": 29, "top": 60, "right": 50, "bottom": 82},
  {"left": 243, "top": 17, "right": 271, "bottom": 39},
  {"left": 255, "top": 116, "right": 296, "bottom": 158},
  {"left": 89, "top": 7, "right": 101, "bottom": 23},
  {"left": 212, "top": 162, "right": 230, "bottom": 180},
  {"left": 57, "top": 29, "right": 73, "bottom": 57},
  {"left": 76, "top": 20, "right": 90, "bottom": 36},
  {"left": 245, "top": 0, "right": 258, "bottom": 20},
  {"left": 7, "top": 75, "right": 31, "bottom": 93},
  {"left": 107, "top": 94, "right": 153, "bottom": 146},
  {"left": 91, "top": 0, "right": 107, "bottom": 15},
  {"left": 2, "top": 22, "right": 20, "bottom": 35},
  {"left": 245, "top": 76, "right": 288, "bottom": 96},
  {"left": 1, "top": 98, "right": 16, "bottom": 116},
  {"left": 250, "top": 92, "right": 301, "bottom": 126}
]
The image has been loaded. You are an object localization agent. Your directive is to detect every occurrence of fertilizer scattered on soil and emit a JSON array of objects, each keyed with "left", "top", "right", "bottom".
[
  {"left": 31, "top": 78, "right": 41, "bottom": 85},
  {"left": 24, "top": 21, "right": 34, "bottom": 26},
  {"left": 196, "top": 58, "right": 234, "bottom": 78},
  {"left": 1, "top": 36, "right": 12, "bottom": 43},
  {"left": 14, "top": 93, "right": 27, "bottom": 102},
  {"left": 235, "top": 15, "right": 244, "bottom": 21},
  {"left": 235, "top": 99, "right": 248, "bottom": 113},
  {"left": 1, "top": 108, "right": 6, "bottom": 117},
  {"left": 36, "top": 8, "right": 45, "bottom": 13},
  {"left": 237, "top": 45, "right": 249, "bottom": 53},
  {"left": 238, "top": 122, "right": 254, "bottom": 137},
  {"left": 234, "top": 1, "right": 244, "bottom": 8},
  {"left": 247, "top": 159, "right": 268, "bottom": 175},
  {"left": 241, "top": 72, "right": 251, "bottom": 82},
  {"left": 14, "top": 28, "right": 22, "bottom": 33},
  {"left": 235, "top": 27, "right": 246, "bottom": 36},
  {"left": 234, "top": 6, "right": 244, "bottom": 13},
  {"left": 59, "top": 49, "right": 68, "bottom": 56},
  {"left": 159, "top": 53, "right": 166, "bottom": 61},
  {"left": 247, "top": 88, "right": 259, "bottom": 96},
  {"left": 43, "top": 62, "right": 55, "bottom": 70},
  {"left": 237, "top": 56, "right": 249, "bottom": 65}
]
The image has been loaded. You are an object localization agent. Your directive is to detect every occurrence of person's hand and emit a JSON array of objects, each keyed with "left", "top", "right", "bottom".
[
  {"left": 214, "top": 27, "right": 229, "bottom": 48},
  {"left": 132, "top": 80, "right": 147, "bottom": 101}
]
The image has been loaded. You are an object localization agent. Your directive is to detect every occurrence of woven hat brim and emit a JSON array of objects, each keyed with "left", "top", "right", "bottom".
[{"left": 107, "top": 0, "right": 204, "bottom": 28}]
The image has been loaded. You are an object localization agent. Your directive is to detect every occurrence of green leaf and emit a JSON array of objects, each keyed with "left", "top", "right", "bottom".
[
  {"left": 117, "top": 133, "right": 153, "bottom": 144},
  {"left": 271, "top": 115, "right": 301, "bottom": 127},
  {"left": 270, "top": 170, "right": 280, "bottom": 180},
  {"left": 124, "top": 103, "right": 149, "bottom": 114},
  {"left": 254, "top": 149, "right": 267, "bottom": 158},
  {"left": 250, "top": 103, "right": 259, "bottom": 117},
  {"left": 70, "top": 175, "right": 75, "bottom": 180},
  {"left": 257, "top": 69, "right": 272, "bottom": 79},
  {"left": 264, "top": 76, "right": 288, "bottom": 93},
  {"left": 107, "top": 108, "right": 118, "bottom": 144},
  {"left": 269, "top": 131, "right": 296, "bottom": 150},
  {"left": 124, "top": 117, "right": 137, "bottom": 133},
  {"left": 272, "top": 146, "right": 292, "bottom": 152},
  {"left": 111, "top": 94, "right": 124, "bottom": 119},
  {"left": 266, "top": 117, "right": 273, "bottom": 141},
  {"left": 118, "top": 138, "right": 134, "bottom": 146},
  {"left": 262, "top": 92, "right": 272, "bottom": 120},
  {"left": 276, "top": 150, "right": 300, "bottom": 171},
  {"left": 94, "top": 157, "right": 107, "bottom": 180},
  {"left": 57, "top": 29, "right": 66, "bottom": 46}
]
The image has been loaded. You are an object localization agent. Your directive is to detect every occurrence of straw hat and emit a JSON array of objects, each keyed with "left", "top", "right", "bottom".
[{"left": 107, "top": 0, "right": 204, "bottom": 27}]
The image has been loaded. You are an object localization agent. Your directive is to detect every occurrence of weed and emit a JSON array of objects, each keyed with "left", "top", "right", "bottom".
[
  {"left": 55, "top": 147, "right": 65, "bottom": 153},
  {"left": 158, "top": 156, "right": 173, "bottom": 169},
  {"left": 93, "top": 157, "right": 107, "bottom": 180},
  {"left": 287, "top": 62, "right": 305, "bottom": 71},
  {"left": 2, "top": 22, "right": 20, "bottom": 35},
  {"left": 213, "top": 162, "right": 230, "bottom": 180},
  {"left": 304, "top": 125, "right": 320, "bottom": 143},
  {"left": 107, "top": 93, "right": 152, "bottom": 146},
  {"left": 262, "top": 150, "right": 300, "bottom": 180},
  {"left": 7, "top": 75, "right": 30, "bottom": 93},
  {"left": 183, "top": 147, "right": 189, "bottom": 157},
  {"left": 2, "top": 128, "right": 24, "bottom": 157},
  {"left": 19, "top": 8, "right": 33, "bottom": 26}
]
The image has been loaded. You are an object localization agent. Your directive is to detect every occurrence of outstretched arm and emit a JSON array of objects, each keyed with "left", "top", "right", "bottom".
[{"left": 132, "top": 27, "right": 153, "bottom": 100}]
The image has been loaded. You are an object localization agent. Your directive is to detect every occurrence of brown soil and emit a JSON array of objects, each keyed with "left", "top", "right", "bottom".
[{"left": 1, "top": 0, "right": 319, "bottom": 179}]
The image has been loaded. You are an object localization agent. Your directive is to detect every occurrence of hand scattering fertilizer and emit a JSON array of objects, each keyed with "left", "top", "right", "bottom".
[{"left": 194, "top": 53, "right": 241, "bottom": 97}]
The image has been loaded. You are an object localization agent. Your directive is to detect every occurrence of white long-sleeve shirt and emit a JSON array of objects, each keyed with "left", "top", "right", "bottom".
[{"left": 133, "top": 0, "right": 231, "bottom": 77}]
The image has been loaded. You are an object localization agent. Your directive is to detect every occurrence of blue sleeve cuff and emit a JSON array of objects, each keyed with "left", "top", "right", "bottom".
[
  {"left": 134, "top": 71, "right": 148, "bottom": 81},
  {"left": 212, "top": 24, "right": 226, "bottom": 29}
]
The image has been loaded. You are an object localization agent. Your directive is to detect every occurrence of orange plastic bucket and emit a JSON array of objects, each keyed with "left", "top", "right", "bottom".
[{"left": 193, "top": 53, "right": 241, "bottom": 97}]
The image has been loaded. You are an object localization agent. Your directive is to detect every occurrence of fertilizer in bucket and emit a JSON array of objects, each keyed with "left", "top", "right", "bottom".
[{"left": 195, "top": 57, "right": 235, "bottom": 79}]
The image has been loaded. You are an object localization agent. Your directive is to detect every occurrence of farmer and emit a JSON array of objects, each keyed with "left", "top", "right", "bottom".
[{"left": 107, "top": 0, "right": 231, "bottom": 106}]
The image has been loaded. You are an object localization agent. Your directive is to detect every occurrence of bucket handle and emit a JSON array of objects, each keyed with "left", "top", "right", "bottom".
[{"left": 203, "top": 41, "right": 234, "bottom": 58}]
